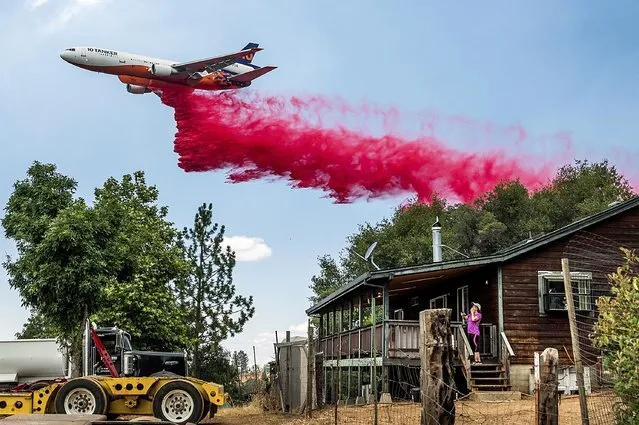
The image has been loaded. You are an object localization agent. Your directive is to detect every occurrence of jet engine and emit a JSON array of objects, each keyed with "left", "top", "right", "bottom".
[
  {"left": 126, "top": 84, "right": 151, "bottom": 94},
  {"left": 149, "top": 63, "right": 176, "bottom": 77}
]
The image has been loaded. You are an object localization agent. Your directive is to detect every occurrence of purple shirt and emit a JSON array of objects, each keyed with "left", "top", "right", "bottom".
[{"left": 467, "top": 312, "right": 482, "bottom": 335}]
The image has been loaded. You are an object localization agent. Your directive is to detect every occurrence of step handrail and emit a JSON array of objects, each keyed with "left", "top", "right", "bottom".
[
  {"left": 500, "top": 331, "right": 514, "bottom": 357},
  {"left": 455, "top": 326, "right": 472, "bottom": 389},
  {"left": 500, "top": 331, "right": 514, "bottom": 389}
]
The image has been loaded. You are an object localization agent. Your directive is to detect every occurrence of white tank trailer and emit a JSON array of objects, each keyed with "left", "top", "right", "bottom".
[{"left": 0, "top": 338, "right": 71, "bottom": 389}]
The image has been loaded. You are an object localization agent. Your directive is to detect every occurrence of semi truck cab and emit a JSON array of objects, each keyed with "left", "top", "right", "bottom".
[{"left": 87, "top": 324, "right": 188, "bottom": 378}]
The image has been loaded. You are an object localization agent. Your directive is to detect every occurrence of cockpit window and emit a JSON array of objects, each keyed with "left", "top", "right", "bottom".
[{"left": 66, "top": 48, "right": 76, "bottom": 51}]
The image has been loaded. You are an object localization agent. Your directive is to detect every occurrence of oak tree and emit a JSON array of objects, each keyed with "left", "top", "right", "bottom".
[{"left": 309, "top": 159, "right": 637, "bottom": 305}]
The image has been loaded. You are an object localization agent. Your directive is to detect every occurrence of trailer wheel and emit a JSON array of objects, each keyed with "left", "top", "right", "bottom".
[
  {"left": 152, "top": 380, "right": 204, "bottom": 425},
  {"left": 54, "top": 378, "right": 108, "bottom": 415}
]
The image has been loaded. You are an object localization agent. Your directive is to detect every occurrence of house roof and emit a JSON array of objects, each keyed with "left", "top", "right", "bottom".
[{"left": 305, "top": 196, "right": 639, "bottom": 315}]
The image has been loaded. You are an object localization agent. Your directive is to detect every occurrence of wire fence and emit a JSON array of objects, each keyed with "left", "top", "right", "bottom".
[{"left": 562, "top": 230, "right": 629, "bottom": 425}]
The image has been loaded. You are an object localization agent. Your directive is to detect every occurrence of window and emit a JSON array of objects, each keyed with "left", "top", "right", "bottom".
[
  {"left": 430, "top": 294, "right": 448, "bottom": 309},
  {"left": 456, "top": 285, "right": 469, "bottom": 319},
  {"left": 538, "top": 271, "right": 593, "bottom": 315}
]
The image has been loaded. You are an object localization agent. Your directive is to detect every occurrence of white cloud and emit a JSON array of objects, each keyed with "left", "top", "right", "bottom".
[
  {"left": 223, "top": 236, "right": 272, "bottom": 262},
  {"left": 26, "top": 0, "right": 49, "bottom": 10},
  {"left": 39, "top": 0, "right": 111, "bottom": 32},
  {"left": 288, "top": 321, "right": 308, "bottom": 335}
]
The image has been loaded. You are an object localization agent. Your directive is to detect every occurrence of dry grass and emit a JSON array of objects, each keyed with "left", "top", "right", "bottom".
[{"left": 208, "top": 392, "right": 620, "bottom": 425}]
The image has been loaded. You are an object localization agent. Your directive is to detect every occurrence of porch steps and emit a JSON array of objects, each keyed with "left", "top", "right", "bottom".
[{"left": 470, "top": 362, "right": 511, "bottom": 392}]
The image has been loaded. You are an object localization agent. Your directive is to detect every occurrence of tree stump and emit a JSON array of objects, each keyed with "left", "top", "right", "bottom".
[
  {"left": 538, "top": 347, "right": 559, "bottom": 425},
  {"left": 420, "top": 308, "right": 456, "bottom": 425}
]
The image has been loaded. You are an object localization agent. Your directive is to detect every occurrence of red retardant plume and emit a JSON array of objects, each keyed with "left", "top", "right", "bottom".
[{"left": 159, "top": 88, "right": 557, "bottom": 204}]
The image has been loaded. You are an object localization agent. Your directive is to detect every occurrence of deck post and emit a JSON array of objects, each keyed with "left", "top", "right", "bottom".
[
  {"left": 382, "top": 283, "right": 390, "bottom": 394},
  {"left": 419, "top": 308, "right": 455, "bottom": 425}
]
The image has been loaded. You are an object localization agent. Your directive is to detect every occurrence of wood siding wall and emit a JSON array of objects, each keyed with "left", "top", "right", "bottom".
[{"left": 502, "top": 207, "right": 639, "bottom": 366}]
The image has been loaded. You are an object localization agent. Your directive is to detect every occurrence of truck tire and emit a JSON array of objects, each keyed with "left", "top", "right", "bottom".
[
  {"left": 150, "top": 371, "right": 180, "bottom": 377},
  {"left": 199, "top": 399, "right": 211, "bottom": 422},
  {"left": 54, "top": 378, "right": 108, "bottom": 415},
  {"left": 151, "top": 380, "right": 204, "bottom": 425}
]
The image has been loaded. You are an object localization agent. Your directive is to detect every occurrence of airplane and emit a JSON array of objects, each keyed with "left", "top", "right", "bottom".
[{"left": 59, "top": 42, "right": 276, "bottom": 95}]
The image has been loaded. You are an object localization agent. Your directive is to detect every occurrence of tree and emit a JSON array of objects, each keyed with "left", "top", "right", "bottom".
[
  {"left": 309, "top": 159, "right": 637, "bottom": 305},
  {"left": 536, "top": 159, "right": 634, "bottom": 230},
  {"left": 3, "top": 163, "right": 192, "bottom": 372},
  {"left": 15, "top": 309, "right": 59, "bottom": 339},
  {"left": 2, "top": 162, "right": 107, "bottom": 372},
  {"left": 592, "top": 248, "right": 639, "bottom": 424},
  {"left": 233, "top": 350, "right": 250, "bottom": 378},
  {"left": 176, "top": 202, "right": 255, "bottom": 377},
  {"left": 309, "top": 255, "right": 347, "bottom": 305},
  {"left": 90, "top": 172, "right": 191, "bottom": 352},
  {"left": 197, "top": 345, "right": 242, "bottom": 401}
]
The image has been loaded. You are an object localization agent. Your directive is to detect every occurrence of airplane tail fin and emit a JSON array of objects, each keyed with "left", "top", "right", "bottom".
[{"left": 237, "top": 42, "right": 260, "bottom": 65}]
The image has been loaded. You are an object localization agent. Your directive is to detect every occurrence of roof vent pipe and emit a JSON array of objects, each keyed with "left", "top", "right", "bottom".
[{"left": 432, "top": 216, "right": 442, "bottom": 262}]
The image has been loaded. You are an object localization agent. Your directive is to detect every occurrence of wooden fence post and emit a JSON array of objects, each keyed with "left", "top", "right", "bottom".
[
  {"left": 562, "top": 258, "right": 590, "bottom": 425},
  {"left": 538, "top": 348, "right": 559, "bottom": 425},
  {"left": 420, "top": 308, "right": 456, "bottom": 425}
]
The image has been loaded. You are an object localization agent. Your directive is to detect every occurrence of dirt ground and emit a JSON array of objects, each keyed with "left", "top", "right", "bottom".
[
  {"left": 208, "top": 392, "right": 619, "bottom": 425},
  {"left": 0, "top": 392, "right": 619, "bottom": 425}
]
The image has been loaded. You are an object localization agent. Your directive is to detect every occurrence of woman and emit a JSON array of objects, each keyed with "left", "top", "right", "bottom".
[{"left": 462, "top": 302, "right": 482, "bottom": 364}]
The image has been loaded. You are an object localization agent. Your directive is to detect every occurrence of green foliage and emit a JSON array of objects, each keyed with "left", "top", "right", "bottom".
[
  {"left": 90, "top": 172, "right": 190, "bottom": 352},
  {"left": 15, "top": 309, "right": 59, "bottom": 339},
  {"left": 175, "top": 202, "right": 255, "bottom": 377},
  {"left": 309, "top": 159, "right": 636, "bottom": 304},
  {"left": 2, "top": 162, "right": 106, "bottom": 345},
  {"left": 3, "top": 162, "right": 190, "bottom": 357},
  {"left": 5, "top": 162, "right": 255, "bottom": 385},
  {"left": 196, "top": 344, "right": 243, "bottom": 401},
  {"left": 233, "top": 350, "right": 250, "bottom": 377},
  {"left": 593, "top": 248, "right": 639, "bottom": 424}
]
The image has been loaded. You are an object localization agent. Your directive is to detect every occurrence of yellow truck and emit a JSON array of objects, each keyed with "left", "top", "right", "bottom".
[{"left": 0, "top": 322, "right": 226, "bottom": 424}]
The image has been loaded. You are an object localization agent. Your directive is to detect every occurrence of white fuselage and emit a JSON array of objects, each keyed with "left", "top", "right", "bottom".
[{"left": 60, "top": 46, "right": 255, "bottom": 77}]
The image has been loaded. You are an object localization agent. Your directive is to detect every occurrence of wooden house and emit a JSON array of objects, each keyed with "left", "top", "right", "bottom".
[{"left": 306, "top": 196, "right": 639, "bottom": 402}]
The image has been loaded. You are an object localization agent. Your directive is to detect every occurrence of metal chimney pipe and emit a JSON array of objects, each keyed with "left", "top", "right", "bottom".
[{"left": 432, "top": 216, "right": 442, "bottom": 262}]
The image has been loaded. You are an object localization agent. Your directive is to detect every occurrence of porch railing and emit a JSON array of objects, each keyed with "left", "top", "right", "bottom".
[{"left": 316, "top": 319, "right": 498, "bottom": 360}]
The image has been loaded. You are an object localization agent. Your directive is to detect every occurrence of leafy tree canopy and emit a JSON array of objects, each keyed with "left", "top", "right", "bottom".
[
  {"left": 309, "top": 159, "right": 635, "bottom": 304},
  {"left": 2, "top": 163, "right": 191, "bottom": 359}
]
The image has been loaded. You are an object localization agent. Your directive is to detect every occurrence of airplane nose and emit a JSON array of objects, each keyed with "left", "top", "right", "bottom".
[{"left": 60, "top": 51, "right": 71, "bottom": 62}]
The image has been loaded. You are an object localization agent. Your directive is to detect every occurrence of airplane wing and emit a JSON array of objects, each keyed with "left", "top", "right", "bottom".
[
  {"left": 228, "top": 66, "right": 278, "bottom": 83},
  {"left": 171, "top": 47, "right": 262, "bottom": 73}
]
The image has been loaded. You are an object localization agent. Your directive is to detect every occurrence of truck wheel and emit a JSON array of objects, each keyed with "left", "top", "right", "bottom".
[
  {"left": 54, "top": 378, "right": 108, "bottom": 415},
  {"left": 152, "top": 380, "right": 204, "bottom": 425},
  {"left": 199, "top": 399, "right": 210, "bottom": 422},
  {"left": 150, "top": 371, "right": 180, "bottom": 377}
]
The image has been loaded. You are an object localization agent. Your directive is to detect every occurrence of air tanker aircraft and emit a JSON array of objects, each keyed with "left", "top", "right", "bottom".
[{"left": 59, "top": 42, "right": 276, "bottom": 95}]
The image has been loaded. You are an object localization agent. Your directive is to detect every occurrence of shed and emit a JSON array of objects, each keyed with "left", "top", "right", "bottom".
[{"left": 273, "top": 336, "right": 317, "bottom": 413}]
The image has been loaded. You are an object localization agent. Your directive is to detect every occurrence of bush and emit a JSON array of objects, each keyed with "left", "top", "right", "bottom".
[{"left": 593, "top": 248, "right": 639, "bottom": 424}]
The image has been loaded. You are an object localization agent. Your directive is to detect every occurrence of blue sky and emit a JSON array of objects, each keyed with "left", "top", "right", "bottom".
[{"left": 1, "top": 0, "right": 638, "bottom": 367}]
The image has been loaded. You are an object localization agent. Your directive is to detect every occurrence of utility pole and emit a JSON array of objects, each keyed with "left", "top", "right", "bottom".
[{"left": 253, "top": 345, "right": 259, "bottom": 392}]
